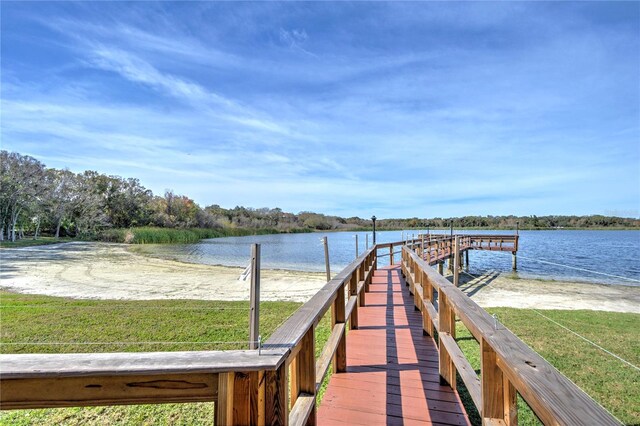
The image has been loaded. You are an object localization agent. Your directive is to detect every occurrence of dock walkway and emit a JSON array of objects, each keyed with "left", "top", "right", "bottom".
[{"left": 318, "top": 265, "right": 470, "bottom": 425}]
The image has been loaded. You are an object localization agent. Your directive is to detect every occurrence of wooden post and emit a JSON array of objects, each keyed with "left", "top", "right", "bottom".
[
  {"left": 323, "top": 237, "right": 330, "bottom": 282},
  {"left": 389, "top": 244, "right": 394, "bottom": 265},
  {"left": 357, "top": 265, "right": 366, "bottom": 306},
  {"left": 332, "top": 283, "right": 346, "bottom": 372},
  {"left": 355, "top": 234, "right": 358, "bottom": 259},
  {"left": 453, "top": 236, "right": 460, "bottom": 287},
  {"left": 293, "top": 327, "right": 316, "bottom": 425},
  {"left": 423, "top": 270, "right": 434, "bottom": 337},
  {"left": 413, "top": 260, "right": 421, "bottom": 311},
  {"left": 216, "top": 372, "right": 234, "bottom": 425},
  {"left": 481, "top": 339, "right": 517, "bottom": 425},
  {"left": 217, "top": 371, "right": 263, "bottom": 425},
  {"left": 512, "top": 251, "right": 517, "bottom": 271},
  {"left": 465, "top": 249, "right": 469, "bottom": 271},
  {"left": 438, "top": 291, "right": 456, "bottom": 388},
  {"left": 372, "top": 246, "right": 377, "bottom": 271},
  {"left": 249, "top": 244, "right": 260, "bottom": 350},
  {"left": 266, "top": 365, "right": 288, "bottom": 425},
  {"left": 438, "top": 261, "right": 444, "bottom": 275},
  {"left": 349, "top": 272, "right": 359, "bottom": 328}
]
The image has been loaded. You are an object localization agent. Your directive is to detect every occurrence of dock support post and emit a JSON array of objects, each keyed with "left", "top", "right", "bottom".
[
  {"left": 265, "top": 365, "right": 288, "bottom": 425},
  {"left": 355, "top": 234, "right": 358, "bottom": 259},
  {"left": 390, "top": 245, "right": 394, "bottom": 265},
  {"left": 453, "top": 236, "right": 460, "bottom": 287},
  {"left": 423, "top": 270, "right": 434, "bottom": 337},
  {"left": 332, "top": 283, "right": 347, "bottom": 372},
  {"left": 465, "top": 249, "right": 469, "bottom": 271},
  {"left": 438, "top": 261, "right": 444, "bottom": 275},
  {"left": 249, "top": 244, "right": 260, "bottom": 350},
  {"left": 481, "top": 338, "right": 517, "bottom": 425},
  {"left": 512, "top": 251, "right": 517, "bottom": 271},
  {"left": 350, "top": 272, "right": 359, "bottom": 328},
  {"left": 291, "top": 326, "right": 316, "bottom": 425},
  {"left": 323, "top": 237, "right": 330, "bottom": 282},
  {"left": 438, "top": 292, "right": 456, "bottom": 388}
]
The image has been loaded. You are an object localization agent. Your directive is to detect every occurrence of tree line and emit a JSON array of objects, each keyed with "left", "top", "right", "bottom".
[{"left": 1, "top": 151, "right": 637, "bottom": 242}]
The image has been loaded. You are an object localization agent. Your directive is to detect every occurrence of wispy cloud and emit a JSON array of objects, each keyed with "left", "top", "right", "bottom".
[{"left": 2, "top": 2, "right": 638, "bottom": 217}]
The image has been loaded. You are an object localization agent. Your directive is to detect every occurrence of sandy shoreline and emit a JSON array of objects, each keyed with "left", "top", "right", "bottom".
[{"left": 1, "top": 242, "right": 639, "bottom": 313}]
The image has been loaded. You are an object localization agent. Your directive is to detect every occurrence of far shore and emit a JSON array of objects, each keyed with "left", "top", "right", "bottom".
[{"left": 1, "top": 242, "right": 639, "bottom": 313}]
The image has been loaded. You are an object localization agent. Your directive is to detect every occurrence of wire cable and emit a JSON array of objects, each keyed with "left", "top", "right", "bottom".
[
  {"left": 532, "top": 309, "right": 640, "bottom": 372},
  {"left": 517, "top": 254, "right": 640, "bottom": 283}
]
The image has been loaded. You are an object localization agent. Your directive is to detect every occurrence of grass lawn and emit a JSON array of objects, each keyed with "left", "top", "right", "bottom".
[
  {"left": 1, "top": 292, "right": 638, "bottom": 425},
  {"left": 0, "top": 291, "right": 309, "bottom": 425},
  {"left": 455, "top": 308, "right": 640, "bottom": 426},
  {"left": 0, "top": 237, "right": 73, "bottom": 249}
]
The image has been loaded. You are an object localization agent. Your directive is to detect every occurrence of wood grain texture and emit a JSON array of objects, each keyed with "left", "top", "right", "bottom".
[
  {"left": 317, "top": 265, "right": 470, "bottom": 426},
  {"left": 216, "top": 372, "right": 234, "bottom": 425},
  {"left": 440, "top": 333, "right": 481, "bottom": 411},
  {"left": 0, "top": 350, "right": 282, "bottom": 380},
  {"left": 315, "top": 323, "right": 346, "bottom": 392},
  {"left": 402, "top": 245, "right": 620, "bottom": 426},
  {"left": 266, "top": 248, "right": 376, "bottom": 358},
  {"left": 289, "top": 394, "right": 315, "bottom": 426},
  {"left": 332, "top": 283, "right": 347, "bottom": 373},
  {"left": 349, "top": 272, "right": 359, "bottom": 329},
  {"left": 438, "top": 292, "right": 456, "bottom": 389},
  {"left": 1, "top": 373, "right": 218, "bottom": 409},
  {"left": 265, "top": 365, "right": 288, "bottom": 426},
  {"left": 292, "top": 327, "right": 316, "bottom": 425}
]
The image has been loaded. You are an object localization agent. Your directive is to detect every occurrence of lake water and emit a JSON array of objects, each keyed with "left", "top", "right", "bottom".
[{"left": 138, "top": 230, "right": 640, "bottom": 286}]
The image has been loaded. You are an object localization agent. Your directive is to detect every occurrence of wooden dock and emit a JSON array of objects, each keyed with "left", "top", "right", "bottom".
[
  {"left": 318, "top": 265, "right": 470, "bottom": 425},
  {"left": 0, "top": 235, "right": 621, "bottom": 425}
]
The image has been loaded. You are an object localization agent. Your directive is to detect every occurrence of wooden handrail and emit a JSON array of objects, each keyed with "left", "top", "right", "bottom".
[
  {"left": 2, "top": 236, "right": 615, "bottom": 425},
  {"left": 0, "top": 244, "right": 380, "bottom": 425},
  {"left": 401, "top": 245, "right": 620, "bottom": 425}
]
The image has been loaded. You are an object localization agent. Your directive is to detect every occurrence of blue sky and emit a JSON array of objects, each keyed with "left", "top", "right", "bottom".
[{"left": 2, "top": 2, "right": 639, "bottom": 218}]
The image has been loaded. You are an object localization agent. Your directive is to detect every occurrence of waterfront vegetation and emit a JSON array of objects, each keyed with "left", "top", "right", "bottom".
[
  {"left": 1, "top": 291, "right": 637, "bottom": 425},
  {"left": 2, "top": 150, "right": 638, "bottom": 245}
]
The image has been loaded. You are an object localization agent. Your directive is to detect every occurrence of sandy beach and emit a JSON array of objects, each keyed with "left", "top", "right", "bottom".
[
  {"left": 0, "top": 242, "right": 326, "bottom": 302},
  {"left": 1, "top": 242, "right": 639, "bottom": 313}
]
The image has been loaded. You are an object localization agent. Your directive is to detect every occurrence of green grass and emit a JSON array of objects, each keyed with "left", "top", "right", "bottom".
[
  {"left": 454, "top": 308, "right": 640, "bottom": 426},
  {"left": 97, "top": 226, "right": 312, "bottom": 244},
  {"left": 2, "top": 292, "right": 638, "bottom": 425},
  {"left": 1, "top": 226, "right": 313, "bottom": 247},
  {"left": 0, "top": 237, "right": 73, "bottom": 249},
  {"left": 0, "top": 291, "right": 309, "bottom": 425},
  {"left": 97, "top": 227, "right": 268, "bottom": 244}
]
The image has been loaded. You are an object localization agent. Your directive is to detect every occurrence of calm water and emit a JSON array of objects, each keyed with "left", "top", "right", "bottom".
[{"left": 139, "top": 230, "right": 640, "bottom": 286}]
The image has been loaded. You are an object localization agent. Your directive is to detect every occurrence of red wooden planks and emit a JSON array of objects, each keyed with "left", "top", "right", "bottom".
[{"left": 318, "top": 265, "right": 471, "bottom": 426}]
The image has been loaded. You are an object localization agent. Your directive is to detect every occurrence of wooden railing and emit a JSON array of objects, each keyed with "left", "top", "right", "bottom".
[
  {"left": 261, "top": 246, "right": 378, "bottom": 424},
  {"left": 0, "top": 245, "right": 381, "bottom": 425},
  {"left": 0, "top": 238, "right": 619, "bottom": 425},
  {"left": 401, "top": 245, "right": 619, "bottom": 426}
]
